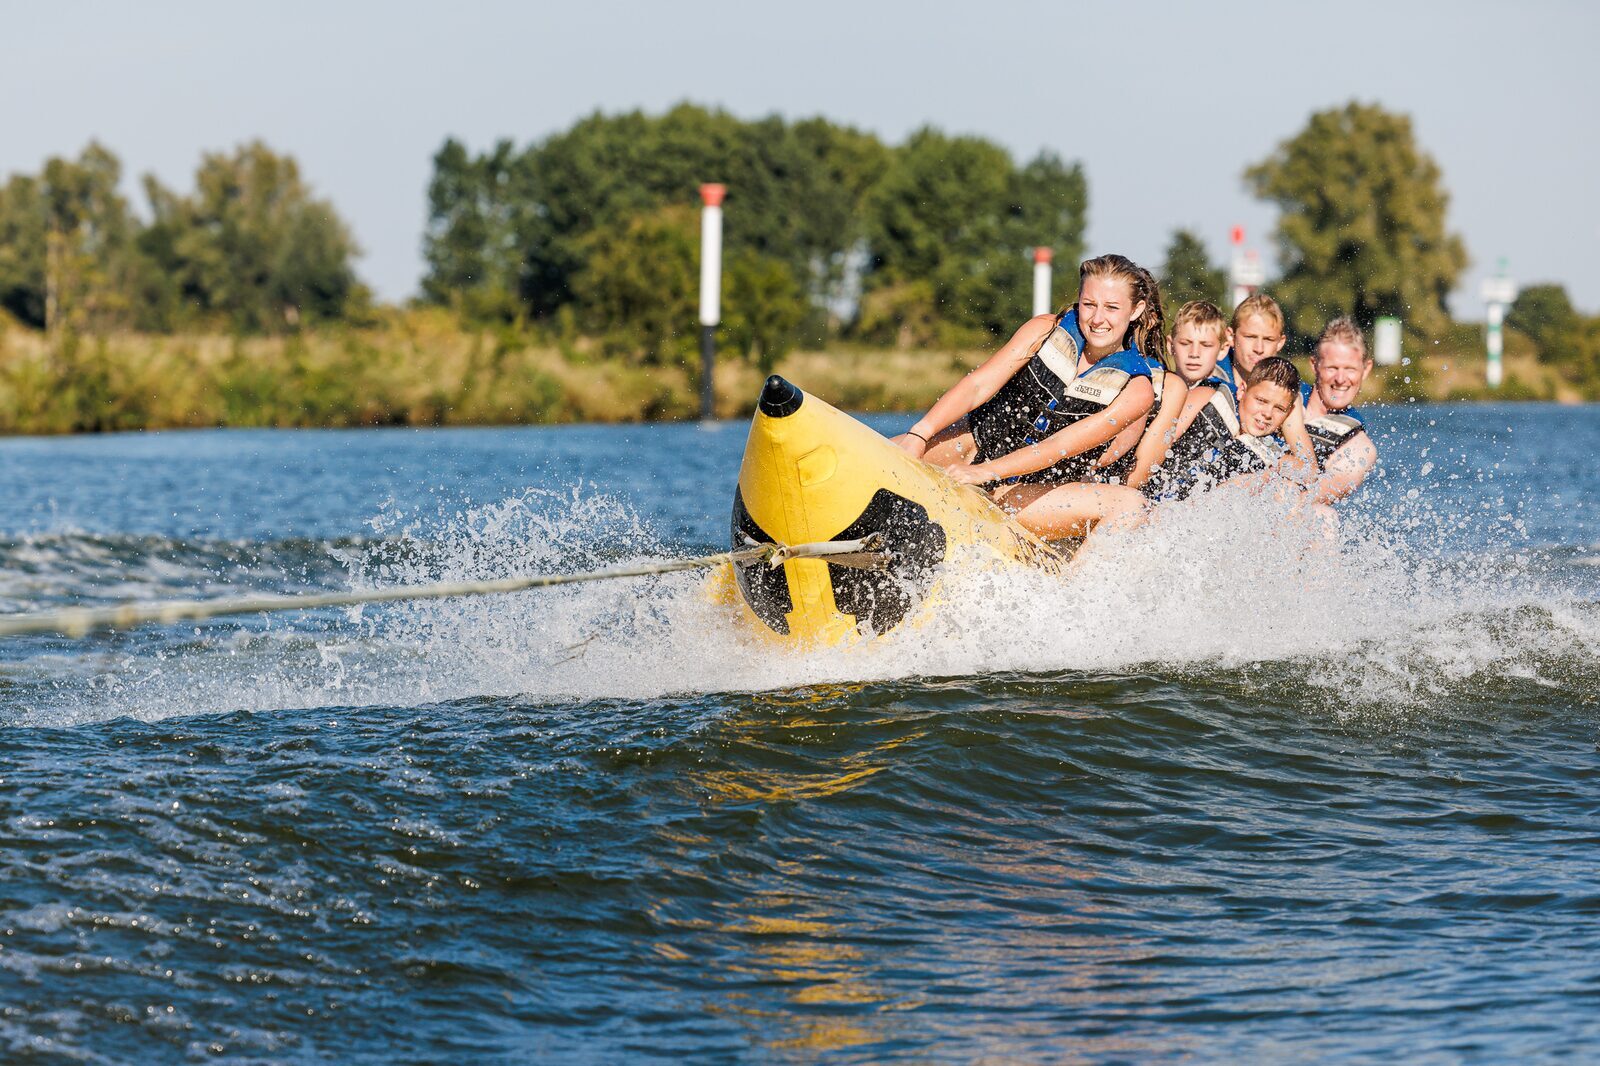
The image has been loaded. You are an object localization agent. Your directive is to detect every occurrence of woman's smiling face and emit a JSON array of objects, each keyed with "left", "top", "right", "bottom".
[{"left": 1076, "top": 276, "right": 1144, "bottom": 356}]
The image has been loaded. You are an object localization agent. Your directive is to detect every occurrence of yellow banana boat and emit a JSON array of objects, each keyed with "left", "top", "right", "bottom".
[{"left": 720, "top": 376, "right": 1063, "bottom": 647}]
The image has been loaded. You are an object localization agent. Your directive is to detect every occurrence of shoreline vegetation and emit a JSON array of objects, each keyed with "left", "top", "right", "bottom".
[
  {"left": 1, "top": 309, "right": 1590, "bottom": 437},
  {"left": 7, "top": 103, "right": 1599, "bottom": 436}
]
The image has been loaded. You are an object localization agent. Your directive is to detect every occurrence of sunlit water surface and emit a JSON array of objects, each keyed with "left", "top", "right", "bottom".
[{"left": 1, "top": 403, "right": 1597, "bottom": 1062}]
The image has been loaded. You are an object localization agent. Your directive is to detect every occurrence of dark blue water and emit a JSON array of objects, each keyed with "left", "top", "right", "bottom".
[{"left": 2, "top": 403, "right": 1597, "bottom": 1062}]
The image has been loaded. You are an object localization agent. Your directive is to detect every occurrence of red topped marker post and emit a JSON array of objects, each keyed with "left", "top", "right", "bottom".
[
  {"left": 1228, "top": 225, "right": 1263, "bottom": 310},
  {"left": 698, "top": 183, "right": 725, "bottom": 421},
  {"left": 1031, "top": 247, "right": 1054, "bottom": 317}
]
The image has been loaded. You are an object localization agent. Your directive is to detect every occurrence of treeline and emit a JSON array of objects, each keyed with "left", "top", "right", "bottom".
[
  {"left": 0, "top": 142, "right": 367, "bottom": 335},
  {"left": 2, "top": 100, "right": 1599, "bottom": 418},
  {"left": 1146, "top": 102, "right": 1600, "bottom": 391},
  {"left": 422, "top": 103, "right": 1086, "bottom": 368}
]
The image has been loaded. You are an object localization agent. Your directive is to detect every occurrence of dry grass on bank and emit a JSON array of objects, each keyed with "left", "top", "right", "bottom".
[{"left": 0, "top": 311, "right": 1590, "bottom": 436}]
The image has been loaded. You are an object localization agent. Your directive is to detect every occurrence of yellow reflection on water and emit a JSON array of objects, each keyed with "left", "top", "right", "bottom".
[{"left": 711, "top": 893, "right": 902, "bottom": 1054}]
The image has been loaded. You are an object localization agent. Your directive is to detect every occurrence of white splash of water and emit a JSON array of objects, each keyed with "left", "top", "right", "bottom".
[{"left": 20, "top": 478, "right": 1598, "bottom": 725}]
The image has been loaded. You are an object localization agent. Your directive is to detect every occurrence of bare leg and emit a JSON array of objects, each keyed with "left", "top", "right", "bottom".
[{"left": 994, "top": 481, "right": 1148, "bottom": 540}]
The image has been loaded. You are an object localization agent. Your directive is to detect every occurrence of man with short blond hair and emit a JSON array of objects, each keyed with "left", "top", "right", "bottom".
[{"left": 1302, "top": 315, "right": 1378, "bottom": 503}]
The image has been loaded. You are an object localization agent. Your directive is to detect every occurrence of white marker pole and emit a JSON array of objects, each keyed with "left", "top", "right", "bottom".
[
  {"left": 1485, "top": 303, "right": 1505, "bottom": 389},
  {"left": 698, "top": 183, "right": 725, "bottom": 421},
  {"left": 1480, "top": 262, "right": 1515, "bottom": 390},
  {"left": 1031, "top": 247, "right": 1053, "bottom": 317}
]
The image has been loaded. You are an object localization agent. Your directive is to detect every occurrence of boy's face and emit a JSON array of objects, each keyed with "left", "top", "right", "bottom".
[
  {"left": 1170, "top": 321, "right": 1226, "bottom": 384},
  {"left": 1238, "top": 381, "right": 1295, "bottom": 437},
  {"left": 1232, "top": 313, "right": 1286, "bottom": 373},
  {"left": 1311, "top": 339, "right": 1372, "bottom": 410}
]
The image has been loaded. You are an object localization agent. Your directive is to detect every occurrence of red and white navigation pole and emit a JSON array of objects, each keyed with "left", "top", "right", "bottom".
[
  {"left": 698, "top": 183, "right": 725, "bottom": 421},
  {"left": 1228, "top": 225, "right": 1265, "bottom": 310},
  {"left": 1032, "top": 247, "right": 1053, "bottom": 317}
]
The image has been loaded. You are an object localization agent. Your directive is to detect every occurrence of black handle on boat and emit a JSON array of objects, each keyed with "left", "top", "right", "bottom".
[{"left": 758, "top": 376, "right": 804, "bottom": 418}]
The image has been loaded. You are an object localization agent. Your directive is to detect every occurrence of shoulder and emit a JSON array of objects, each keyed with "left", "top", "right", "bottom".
[
  {"left": 1103, "top": 349, "right": 1152, "bottom": 377},
  {"left": 1013, "top": 313, "right": 1059, "bottom": 343}
]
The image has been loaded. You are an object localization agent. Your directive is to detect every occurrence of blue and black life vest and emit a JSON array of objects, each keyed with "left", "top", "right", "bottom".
[
  {"left": 968, "top": 309, "right": 1153, "bottom": 484},
  {"left": 1214, "top": 351, "right": 1240, "bottom": 390},
  {"left": 1095, "top": 350, "right": 1173, "bottom": 485},
  {"left": 1144, "top": 375, "right": 1279, "bottom": 499},
  {"left": 1297, "top": 382, "right": 1368, "bottom": 467}
]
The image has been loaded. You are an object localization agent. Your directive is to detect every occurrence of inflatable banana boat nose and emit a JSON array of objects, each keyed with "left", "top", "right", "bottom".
[{"left": 725, "top": 376, "right": 1061, "bottom": 647}]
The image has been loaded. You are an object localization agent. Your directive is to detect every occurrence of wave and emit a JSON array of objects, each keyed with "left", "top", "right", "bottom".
[
  {"left": 0, "top": 530, "right": 363, "bottom": 611},
  {"left": 5, "top": 480, "right": 1596, "bottom": 729}
]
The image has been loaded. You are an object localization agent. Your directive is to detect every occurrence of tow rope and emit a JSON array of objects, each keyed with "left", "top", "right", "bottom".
[{"left": 0, "top": 534, "right": 889, "bottom": 639}]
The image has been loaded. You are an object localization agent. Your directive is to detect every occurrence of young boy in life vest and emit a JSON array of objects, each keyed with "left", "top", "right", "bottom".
[
  {"left": 1216, "top": 294, "right": 1287, "bottom": 389},
  {"left": 1216, "top": 356, "right": 1316, "bottom": 484},
  {"left": 1169, "top": 300, "right": 1231, "bottom": 388},
  {"left": 1121, "top": 300, "right": 1229, "bottom": 490},
  {"left": 1302, "top": 316, "right": 1378, "bottom": 503}
]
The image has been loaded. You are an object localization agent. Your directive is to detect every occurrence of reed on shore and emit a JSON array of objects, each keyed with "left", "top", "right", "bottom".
[{"left": 0, "top": 309, "right": 1588, "bottom": 436}]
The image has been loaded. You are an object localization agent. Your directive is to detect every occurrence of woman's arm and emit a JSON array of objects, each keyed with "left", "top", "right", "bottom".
[
  {"left": 892, "top": 314, "right": 1056, "bottom": 457},
  {"left": 1122, "top": 377, "right": 1189, "bottom": 489},
  {"left": 944, "top": 377, "right": 1156, "bottom": 484}
]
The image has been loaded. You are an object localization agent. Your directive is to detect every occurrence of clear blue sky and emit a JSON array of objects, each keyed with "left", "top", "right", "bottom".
[{"left": 7, "top": 0, "right": 1598, "bottom": 315}]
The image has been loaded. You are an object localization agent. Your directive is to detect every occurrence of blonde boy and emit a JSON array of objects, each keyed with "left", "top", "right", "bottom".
[
  {"left": 1216, "top": 294, "right": 1287, "bottom": 388},
  {"left": 1168, "top": 301, "right": 1230, "bottom": 386}
]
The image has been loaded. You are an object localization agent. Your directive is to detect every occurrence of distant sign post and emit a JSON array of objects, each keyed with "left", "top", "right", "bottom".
[
  {"left": 1031, "top": 247, "right": 1053, "bottom": 317},
  {"left": 698, "top": 183, "right": 725, "bottom": 421},
  {"left": 1373, "top": 316, "right": 1402, "bottom": 367},
  {"left": 1228, "top": 226, "right": 1264, "bottom": 309},
  {"left": 1480, "top": 262, "right": 1516, "bottom": 390}
]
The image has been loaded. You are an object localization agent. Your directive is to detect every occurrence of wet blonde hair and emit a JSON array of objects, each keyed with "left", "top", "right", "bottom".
[
  {"left": 1172, "top": 300, "right": 1227, "bottom": 344},
  {"left": 1315, "top": 315, "right": 1369, "bottom": 361},
  {"left": 1231, "top": 293, "right": 1285, "bottom": 335}
]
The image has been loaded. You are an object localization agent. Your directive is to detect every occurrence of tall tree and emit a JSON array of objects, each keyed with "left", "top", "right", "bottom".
[
  {"left": 573, "top": 205, "right": 699, "bottom": 365},
  {"left": 0, "top": 143, "right": 142, "bottom": 332},
  {"left": 144, "top": 141, "right": 362, "bottom": 332},
  {"left": 1159, "top": 228, "right": 1227, "bottom": 310},
  {"left": 862, "top": 131, "right": 1085, "bottom": 342},
  {"left": 422, "top": 108, "right": 1086, "bottom": 343},
  {"left": 420, "top": 138, "right": 531, "bottom": 320},
  {"left": 1002, "top": 150, "right": 1088, "bottom": 305},
  {"left": 1245, "top": 102, "right": 1468, "bottom": 337}
]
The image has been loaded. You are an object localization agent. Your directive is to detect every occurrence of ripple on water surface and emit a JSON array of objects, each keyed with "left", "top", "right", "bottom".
[{"left": 1, "top": 409, "right": 1598, "bottom": 1060}]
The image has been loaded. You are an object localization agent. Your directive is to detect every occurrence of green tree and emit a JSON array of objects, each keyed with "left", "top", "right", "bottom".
[
  {"left": 572, "top": 205, "right": 699, "bottom": 365},
  {"left": 143, "top": 141, "right": 362, "bottom": 332},
  {"left": 862, "top": 130, "right": 1085, "bottom": 343},
  {"left": 1246, "top": 101, "right": 1468, "bottom": 337},
  {"left": 1002, "top": 151, "right": 1088, "bottom": 308},
  {"left": 422, "top": 105, "right": 896, "bottom": 328},
  {"left": 0, "top": 143, "right": 144, "bottom": 332},
  {"left": 0, "top": 174, "right": 47, "bottom": 327},
  {"left": 1506, "top": 283, "right": 1582, "bottom": 363},
  {"left": 420, "top": 138, "right": 530, "bottom": 321},
  {"left": 722, "top": 249, "right": 806, "bottom": 376},
  {"left": 1160, "top": 228, "right": 1227, "bottom": 310}
]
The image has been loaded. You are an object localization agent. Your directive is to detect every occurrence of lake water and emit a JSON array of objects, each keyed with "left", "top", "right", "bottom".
[{"left": 1, "top": 401, "right": 1597, "bottom": 1062}]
